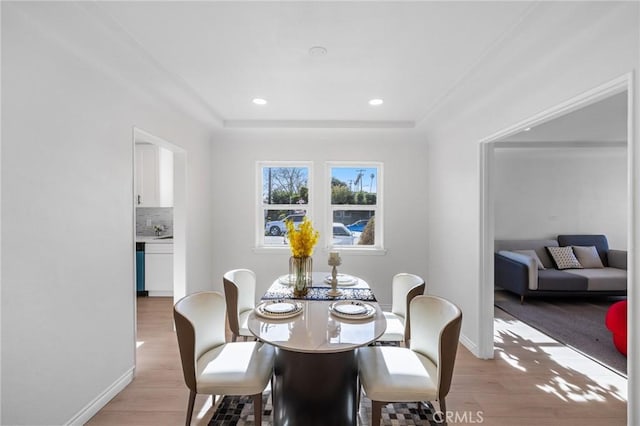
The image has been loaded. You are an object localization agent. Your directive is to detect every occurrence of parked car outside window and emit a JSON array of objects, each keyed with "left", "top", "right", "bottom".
[
  {"left": 346, "top": 219, "right": 369, "bottom": 233},
  {"left": 265, "top": 214, "right": 305, "bottom": 236},
  {"left": 332, "top": 223, "right": 356, "bottom": 245}
]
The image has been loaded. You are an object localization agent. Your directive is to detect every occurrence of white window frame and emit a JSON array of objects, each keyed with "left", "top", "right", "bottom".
[
  {"left": 326, "top": 162, "right": 384, "bottom": 253},
  {"left": 255, "top": 161, "right": 313, "bottom": 251}
]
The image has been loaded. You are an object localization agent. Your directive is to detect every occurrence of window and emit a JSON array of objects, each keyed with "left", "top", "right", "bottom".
[
  {"left": 258, "top": 162, "right": 312, "bottom": 247},
  {"left": 328, "top": 163, "right": 382, "bottom": 249}
]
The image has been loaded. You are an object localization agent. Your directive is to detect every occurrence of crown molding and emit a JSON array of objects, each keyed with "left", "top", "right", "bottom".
[
  {"left": 493, "top": 140, "right": 627, "bottom": 149},
  {"left": 224, "top": 120, "right": 415, "bottom": 129},
  {"left": 82, "top": 2, "right": 225, "bottom": 128}
]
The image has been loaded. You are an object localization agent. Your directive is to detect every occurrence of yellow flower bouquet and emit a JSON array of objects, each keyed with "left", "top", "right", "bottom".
[
  {"left": 286, "top": 216, "right": 320, "bottom": 257},
  {"left": 286, "top": 216, "right": 319, "bottom": 296}
]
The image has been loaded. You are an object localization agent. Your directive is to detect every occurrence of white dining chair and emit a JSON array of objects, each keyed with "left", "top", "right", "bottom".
[
  {"left": 377, "top": 273, "right": 425, "bottom": 345},
  {"left": 173, "top": 291, "right": 274, "bottom": 426},
  {"left": 358, "top": 295, "right": 462, "bottom": 425},
  {"left": 223, "top": 269, "right": 257, "bottom": 342}
]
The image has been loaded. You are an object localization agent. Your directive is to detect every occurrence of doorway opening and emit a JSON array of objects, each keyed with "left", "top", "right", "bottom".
[
  {"left": 132, "top": 127, "right": 187, "bottom": 366},
  {"left": 478, "top": 74, "right": 633, "bottom": 360}
]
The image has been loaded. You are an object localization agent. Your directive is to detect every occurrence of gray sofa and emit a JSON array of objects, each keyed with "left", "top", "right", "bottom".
[{"left": 495, "top": 234, "right": 627, "bottom": 302}]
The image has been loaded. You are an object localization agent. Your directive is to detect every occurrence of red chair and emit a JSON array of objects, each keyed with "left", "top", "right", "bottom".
[{"left": 605, "top": 301, "right": 627, "bottom": 356}]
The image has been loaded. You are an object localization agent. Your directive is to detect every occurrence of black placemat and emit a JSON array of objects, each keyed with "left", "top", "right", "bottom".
[{"left": 262, "top": 285, "right": 377, "bottom": 301}]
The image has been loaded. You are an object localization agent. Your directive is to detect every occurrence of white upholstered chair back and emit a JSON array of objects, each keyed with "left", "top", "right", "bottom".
[
  {"left": 223, "top": 269, "right": 257, "bottom": 340},
  {"left": 225, "top": 269, "right": 256, "bottom": 313},
  {"left": 409, "top": 295, "right": 462, "bottom": 394},
  {"left": 391, "top": 273, "right": 425, "bottom": 318},
  {"left": 173, "top": 291, "right": 226, "bottom": 387}
]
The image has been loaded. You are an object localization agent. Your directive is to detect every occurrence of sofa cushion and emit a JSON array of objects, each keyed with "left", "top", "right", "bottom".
[
  {"left": 572, "top": 246, "right": 604, "bottom": 269},
  {"left": 537, "top": 269, "right": 588, "bottom": 291},
  {"left": 495, "top": 239, "right": 558, "bottom": 269},
  {"left": 564, "top": 268, "right": 627, "bottom": 291},
  {"left": 547, "top": 246, "right": 583, "bottom": 270},
  {"left": 513, "top": 250, "right": 546, "bottom": 270},
  {"left": 558, "top": 235, "right": 609, "bottom": 266}
]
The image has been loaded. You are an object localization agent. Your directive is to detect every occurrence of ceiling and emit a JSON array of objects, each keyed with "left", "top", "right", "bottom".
[
  {"left": 95, "top": 1, "right": 537, "bottom": 128},
  {"left": 502, "top": 91, "right": 628, "bottom": 144}
]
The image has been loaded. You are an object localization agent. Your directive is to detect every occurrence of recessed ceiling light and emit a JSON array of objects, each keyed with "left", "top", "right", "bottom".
[
  {"left": 369, "top": 99, "right": 384, "bottom": 106},
  {"left": 252, "top": 98, "right": 267, "bottom": 105}
]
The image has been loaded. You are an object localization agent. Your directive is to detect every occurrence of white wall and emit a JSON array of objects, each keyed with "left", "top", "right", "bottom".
[
  {"left": 425, "top": 0, "right": 637, "bottom": 350},
  {"left": 423, "top": 1, "right": 639, "bottom": 422},
  {"left": 3, "top": 1, "right": 638, "bottom": 424},
  {"left": 1, "top": 3, "right": 213, "bottom": 424},
  {"left": 210, "top": 128, "right": 429, "bottom": 306},
  {"left": 494, "top": 146, "right": 628, "bottom": 248}
]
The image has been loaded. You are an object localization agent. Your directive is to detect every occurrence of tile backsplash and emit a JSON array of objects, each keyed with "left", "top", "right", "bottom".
[{"left": 136, "top": 207, "right": 173, "bottom": 236}]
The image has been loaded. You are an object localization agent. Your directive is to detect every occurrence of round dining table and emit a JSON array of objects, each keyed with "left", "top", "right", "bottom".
[{"left": 247, "top": 272, "right": 387, "bottom": 426}]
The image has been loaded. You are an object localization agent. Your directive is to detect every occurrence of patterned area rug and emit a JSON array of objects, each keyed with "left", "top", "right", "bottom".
[{"left": 208, "top": 391, "right": 439, "bottom": 425}]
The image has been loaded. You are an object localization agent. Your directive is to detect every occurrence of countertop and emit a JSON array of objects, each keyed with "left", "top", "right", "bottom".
[{"left": 136, "top": 236, "right": 173, "bottom": 244}]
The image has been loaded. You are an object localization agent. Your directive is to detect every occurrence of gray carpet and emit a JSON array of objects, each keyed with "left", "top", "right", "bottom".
[
  {"left": 209, "top": 391, "right": 439, "bottom": 425},
  {"left": 495, "top": 290, "right": 627, "bottom": 375}
]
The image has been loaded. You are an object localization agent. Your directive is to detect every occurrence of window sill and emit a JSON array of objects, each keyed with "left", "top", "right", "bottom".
[
  {"left": 253, "top": 246, "right": 387, "bottom": 256},
  {"left": 323, "top": 247, "right": 387, "bottom": 256},
  {"left": 253, "top": 246, "right": 291, "bottom": 254}
]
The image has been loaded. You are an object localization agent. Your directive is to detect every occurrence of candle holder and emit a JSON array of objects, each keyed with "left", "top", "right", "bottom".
[{"left": 327, "top": 252, "right": 342, "bottom": 297}]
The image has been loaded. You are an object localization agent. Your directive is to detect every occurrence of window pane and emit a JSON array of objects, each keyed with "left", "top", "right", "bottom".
[
  {"left": 331, "top": 167, "right": 377, "bottom": 205},
  {"left": 263, "top": 209, "right": 307, "bottom": 245},
  {"left": 333, "top": 211, "right": 375, "bottom": 246},
  {"left": 263, "top": 167, "right": 309, "bottom": 204}
]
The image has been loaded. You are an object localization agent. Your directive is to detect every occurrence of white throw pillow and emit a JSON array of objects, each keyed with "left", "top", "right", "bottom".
[
  {"left": 513, "top": 250, "right": 546, "bottom": 270},
  {"left": 572, "top": 245, "right": 604, "bottom": 269},
  {"left": 547, "top": 246, "right": 583, "bottom": 270}
]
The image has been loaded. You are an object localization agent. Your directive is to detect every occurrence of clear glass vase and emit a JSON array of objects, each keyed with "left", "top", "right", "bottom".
[{"left": 289, "top": 256, "right": 312, "bottom": 297}]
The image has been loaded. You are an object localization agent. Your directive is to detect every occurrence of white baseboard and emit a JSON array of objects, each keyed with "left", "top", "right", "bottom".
[
  {"left": 65, "top": 367, "right": 134, "bottom": 425},
  {"left": 460, "top": 332, "right": 483, "bottom": 358},
  {"left": 148, "top": 290, "right": 173, "bottom": 297}
]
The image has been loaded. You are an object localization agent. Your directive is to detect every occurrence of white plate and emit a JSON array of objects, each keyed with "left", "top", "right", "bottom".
[
  {"left": 330, "top": 301, "right": 375, "bottom": 320},
  {"left": 324, "top": 274, "right": 357, "bottom": 286},
  {"left": 264, "top": 302, "right": 297, "bottom": 314},
  {"left": 255, "top": 301, "right": 303, "bottom": 319},
  {"left": 334, "top": 302, "right": 367, "bottom": 315}
]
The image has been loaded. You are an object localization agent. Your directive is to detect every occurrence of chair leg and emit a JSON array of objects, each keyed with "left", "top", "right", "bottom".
[
  {"left": 356, "top": 376, "right": 361, "bottom": 414},
  {"left": 372, "top": 400, "right": 384, "bottom": 426},
  {"left": 253, "top": 393, "right": 263, "bottom": 425},
  {"left": 439, "top": 397, "right": 447, "bottom": 424},
  {"left": 185, "top": 390, "right": 196, "bottom": 426}
]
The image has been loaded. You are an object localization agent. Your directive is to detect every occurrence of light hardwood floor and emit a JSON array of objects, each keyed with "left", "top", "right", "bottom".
[{"left": 87, "top": 297, "right": 627, "bottom": 426}]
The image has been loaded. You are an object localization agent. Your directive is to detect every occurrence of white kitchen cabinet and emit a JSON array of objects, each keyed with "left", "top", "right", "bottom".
[
  {"left": 135, "top": 143, "right": 173, "bottom": 207},
  {"left": 144, "top": 242, "right": 173, "bottom": 297}
]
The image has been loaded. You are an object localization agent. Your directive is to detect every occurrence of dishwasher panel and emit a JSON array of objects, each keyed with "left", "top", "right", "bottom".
[{"left": 136, "top": 242, "right": 147, "bottom": 296}]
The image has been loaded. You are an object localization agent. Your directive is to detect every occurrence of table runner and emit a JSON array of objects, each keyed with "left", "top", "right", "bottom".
[{"left": 262, "top": 285, "right": 377, "bottom": 301}]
